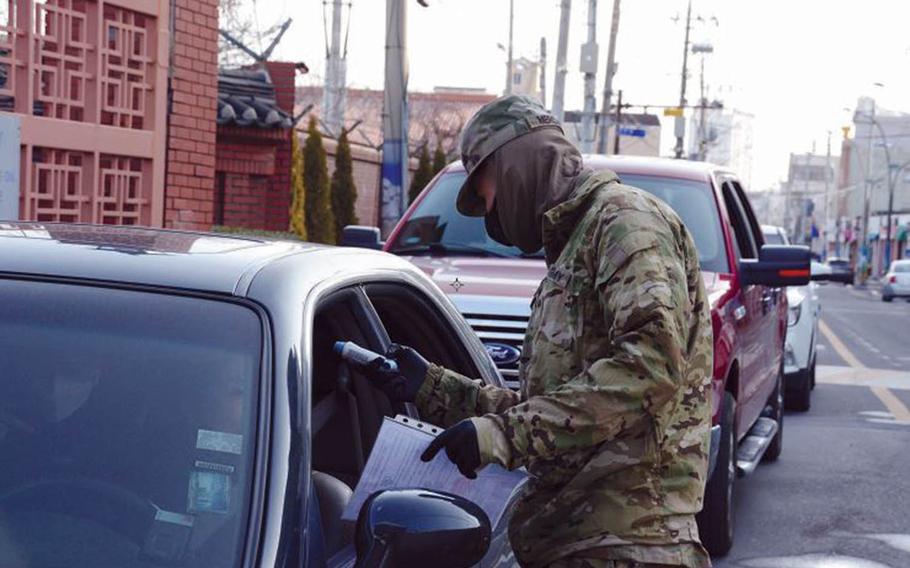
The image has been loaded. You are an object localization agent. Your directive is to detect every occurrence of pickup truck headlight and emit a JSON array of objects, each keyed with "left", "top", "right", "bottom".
[{"left": 786, "top": 289, "right": 804, "bottom": 327}]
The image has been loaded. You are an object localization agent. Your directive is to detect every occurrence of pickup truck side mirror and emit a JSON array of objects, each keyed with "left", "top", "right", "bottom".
[
  {"left": 740, "top": 245, "right": 811, "bottom": 287},
  {"left": 354, "top": 489, "right": 491, "bottom": 568},
  {"left": 342, "top": 225, "right": 384, "bottom": 250}
]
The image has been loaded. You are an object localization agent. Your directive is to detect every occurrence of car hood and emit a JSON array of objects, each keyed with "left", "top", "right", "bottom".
[
  {"left": 402, "top": 256, "right": 547, "bottom": 298},
  {"left": 405, "top": 254, "right": 728, "bottom": 309}
]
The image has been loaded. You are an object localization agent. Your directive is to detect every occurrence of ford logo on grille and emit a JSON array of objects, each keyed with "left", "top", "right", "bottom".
[{"left": 484, "top": 342, "right": 522, "bottom": 366}]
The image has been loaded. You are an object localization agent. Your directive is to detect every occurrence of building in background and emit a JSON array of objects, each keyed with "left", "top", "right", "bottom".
[
  {"left": 509, "top": 57, "right": 542, "bottom": 101},
  {"left": 0, "top": 0, "right": 236, "bottom": 232},
  {"left": 747, "top": 185, "right": 788, "bottom": 228},
  {"left": 782, "top": 152, "right": 840, "bottom": 258},
  {"left": 688, "top": 106, "right": 755, "bottom": 188},
  {"left": 214, "top": 64, "right": 296, "bottom": 232},
  {"left": 842, "top": 97, "right": 910, "bottom": 275},
  {"left": 296, "top": 86, "right": 495, "bottom": 225},
  {"left": 562, "top": 112, "right": 661, "bottom": 157}
]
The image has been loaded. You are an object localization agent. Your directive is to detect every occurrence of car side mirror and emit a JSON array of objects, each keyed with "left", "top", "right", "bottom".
[
  {"left": 354, "top": 489, "right": 491, "bottom": 568},
  {"left": 740, "top": 245, "right": 811, "bottom": 287},
  {"left": 342, "top": 225, "right": 384, "bottom": 250}
]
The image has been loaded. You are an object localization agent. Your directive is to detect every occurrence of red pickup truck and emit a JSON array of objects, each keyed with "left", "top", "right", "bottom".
[{"left": 345, "top": 155, "right": 812, "bottom": 555}]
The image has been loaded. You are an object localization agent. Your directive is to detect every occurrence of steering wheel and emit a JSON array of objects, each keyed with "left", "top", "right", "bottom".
[{"left": 0, "top": 476, "right": 157, "bottom": 545}]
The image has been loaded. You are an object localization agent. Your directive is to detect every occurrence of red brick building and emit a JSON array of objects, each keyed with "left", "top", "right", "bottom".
[{"left": 213, "top": 63, "right": 297, "bottom": 232}]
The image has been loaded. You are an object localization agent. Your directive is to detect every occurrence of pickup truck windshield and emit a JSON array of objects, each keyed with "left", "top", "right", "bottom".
[
  {"left": 389, "top": 171, "right": 729, "bottom": 273},
  {"left": 0, "top": 280, "right": 261, "bottom": 568}
]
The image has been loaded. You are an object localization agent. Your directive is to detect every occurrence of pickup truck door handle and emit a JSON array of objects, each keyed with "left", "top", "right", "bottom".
[
  {"left": 761, "top": 291, "right": 774, "bottom": 314},
  {"left": 734, "top": 305, "right": 747, "bottom": 321}
]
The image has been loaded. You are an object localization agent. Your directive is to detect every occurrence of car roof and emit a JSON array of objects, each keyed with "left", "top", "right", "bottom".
[
  {"left": 761, "top": 224, "right": 784, "bottom": 234},
  {"left": 0, "top": 222, "right": 333, "bottom": 295},
  {"left": 443, "top": 154, "right": 729, "bottom": 183}
]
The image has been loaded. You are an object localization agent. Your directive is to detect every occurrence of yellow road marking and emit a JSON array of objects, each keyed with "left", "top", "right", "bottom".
[
  {"left": 819, "top": 319, "right": 910, "bottom": 422},
  {"left": 870, "top": 386, "right": 910, "bottom": 422},
  {"left": 818, "top": 319, "right": 865, "bottom": 369}
]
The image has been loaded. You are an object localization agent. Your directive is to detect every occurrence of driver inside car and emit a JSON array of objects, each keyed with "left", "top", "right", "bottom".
[{"left": 365, "top": 95, "right": 714, "bottom": 568}]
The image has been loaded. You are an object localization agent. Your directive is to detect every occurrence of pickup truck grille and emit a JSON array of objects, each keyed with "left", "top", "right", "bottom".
[{"left": 462, "top": 312, "right": 528, "bottom": 391}]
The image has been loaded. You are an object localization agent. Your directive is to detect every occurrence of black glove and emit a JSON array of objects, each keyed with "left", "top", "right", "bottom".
[
  {"left": 421, "top": 420, "right": 482, "bottom": 479},
  {"left": 368, "top": 344, "right": 430, "bottom": 403}
]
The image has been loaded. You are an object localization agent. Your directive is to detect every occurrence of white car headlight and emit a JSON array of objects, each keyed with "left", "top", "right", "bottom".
[{"left": 787, "top": 289, "right": 804, "bottom": 327}]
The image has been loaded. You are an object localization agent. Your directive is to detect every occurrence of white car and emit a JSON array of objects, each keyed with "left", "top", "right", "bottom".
[
  {"left": 883, "top": 259, "right": 910, "bottom": 302},
  {"left": 762, "top": 225, "right": 823, "bottom": 411}
]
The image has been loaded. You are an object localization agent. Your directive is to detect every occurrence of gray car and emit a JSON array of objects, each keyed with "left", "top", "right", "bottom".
[{"left": 0, "top": 222, "right": 511, "bottom": 568}]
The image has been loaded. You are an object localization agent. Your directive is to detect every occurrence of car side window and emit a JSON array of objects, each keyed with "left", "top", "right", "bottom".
[
  {"left": 731, "top": 181, "right": 765, "bottom": 250},
  {"left": 721, "top": 181, "right": 758, "bottom": 260},
  {"left": 363, "top": 282, "right": 486, "bottom": 382}
]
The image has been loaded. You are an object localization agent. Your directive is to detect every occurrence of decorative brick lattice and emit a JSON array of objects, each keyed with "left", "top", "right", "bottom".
[
  {"left": 33, "top": 0, "right": 91, "bottom": 121},
  {"left": 0, "top": 0, "right": 17, "bottom": 108},
  {"left": 101, "top": 5, "right": 151, "bottom": 129},
  {"left": 29, "top": 147, "right": 87, "bottom": 222},
  {"left": 97, "top": 154, "right": 149, "bottom": 224}
]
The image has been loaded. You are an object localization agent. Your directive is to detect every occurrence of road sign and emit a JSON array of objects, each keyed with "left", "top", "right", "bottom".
[
  {"left": 0, "top": 114, "right": 20, "bottom": 220},
  {"left": 618, "top": 127, "right": 646, "bottom": 138},
  {"left": 664, "top": 107, "right": 683, "bottom": 117}
]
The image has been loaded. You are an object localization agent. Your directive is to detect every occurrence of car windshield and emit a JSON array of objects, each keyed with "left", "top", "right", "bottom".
[
  {"left": 388, "top": 171, "right": 729, "bottom": 273},
  {"left": 763, "top": 231, "right": 786, "bottom": 245},
  {"left": 829, "top": 259, "right": 849, "bottom": 267},
  {"left": 0, "top": 280, "right": 261, "bottom": 568},
  {"left": 893, "top": 262, "right": 910, "bottom": 273}
]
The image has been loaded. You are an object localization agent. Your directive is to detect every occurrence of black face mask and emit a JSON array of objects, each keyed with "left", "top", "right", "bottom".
[{"left": 484, "top": 201, "right": 511, "bottom": 247}]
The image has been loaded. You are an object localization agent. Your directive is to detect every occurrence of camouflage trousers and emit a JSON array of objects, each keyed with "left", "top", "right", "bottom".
[{"left": 546, "top": 559, "right": 687, "bottom": 568}]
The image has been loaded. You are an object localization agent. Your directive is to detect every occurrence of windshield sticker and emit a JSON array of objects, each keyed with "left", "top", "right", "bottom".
[
  {"left": 144, "top": 509, "right": 194, "bottom": 562},
  {"left": 196, "top": 429, "right": 243, "bottom": 455},
  {"left": 194, "top": 460, "right": 235, "bottom": 475},
  {"left": 188, "top": 470, "right": 230, "bottom": 514}
]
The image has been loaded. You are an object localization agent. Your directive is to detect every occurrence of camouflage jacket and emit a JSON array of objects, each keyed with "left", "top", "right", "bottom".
[{"left": 416, "top": 171, "right": 714, "bottom": 568}]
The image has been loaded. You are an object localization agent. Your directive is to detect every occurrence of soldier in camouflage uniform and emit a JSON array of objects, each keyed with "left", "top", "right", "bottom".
[{"left": 372, "top": 95, "right": 714, "bottom": 568}]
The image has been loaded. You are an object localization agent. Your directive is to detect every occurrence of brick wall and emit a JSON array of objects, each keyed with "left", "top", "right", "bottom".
[
  {"left": 219, "top": 174, "right": 270, "bottom": 228},
  {"left": 164, "top": 0, "right": 219, "bottom": 230},
  {"left": 262, "top": 61, "right": 296, "bottom": 232}
]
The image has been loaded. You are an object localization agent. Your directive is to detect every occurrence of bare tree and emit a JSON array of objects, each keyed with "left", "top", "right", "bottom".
[{"left": 218, "top": 0, "right": 283, "bottom": 68}]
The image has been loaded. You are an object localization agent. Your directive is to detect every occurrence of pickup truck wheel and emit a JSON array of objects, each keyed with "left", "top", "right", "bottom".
[
  {"left": 763, "top": 366, "right": 784, "bottom": 462},
  {"left": 696, "top": 392, "right": 735, "bottom": 556}
]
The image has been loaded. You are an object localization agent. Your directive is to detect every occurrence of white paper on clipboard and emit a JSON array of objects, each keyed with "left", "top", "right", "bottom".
[{"left": 341, "top": 415, "right": 527, "bottom": 529}]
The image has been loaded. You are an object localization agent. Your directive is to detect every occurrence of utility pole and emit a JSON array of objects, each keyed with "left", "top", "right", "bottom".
[
  {"left": 698, "top": 55, "right": 706, "bottom": 160},
  {"left": 596, "top": 0, "right": 621, "bottom": 154},
  {"left": 613, "top": 89, "right": 623, "bottom": 154},
  {"left": 380, "top": 0, "right": 409, "bottom": 237},
  {"left": 579, "top": 0, "right": 599, "bottom": 153},
  {"left": 551, "top": 0, "right": 571, "bottom": 121},
  {"left": 861, "top": 103, "right": 875, "bottom": 274},
  {"left": 323, "top": 0, "right": 348, "bottom": 137},
  {"left": 504, "top": 0, "right": 514, "bottom": 95},
  {"left": 823, "top": 131, "right": 831, "bottom": 260},
  {"left": 674, "top": 0, "right": 692, "bottom": 159},
  {"left": 539, "top": 37, "right": 547, "bottom": 108}
]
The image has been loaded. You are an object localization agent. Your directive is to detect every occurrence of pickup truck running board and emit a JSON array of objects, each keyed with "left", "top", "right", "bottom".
[{"left": 735, "top": 417, "right": 778, "bottom": 477}]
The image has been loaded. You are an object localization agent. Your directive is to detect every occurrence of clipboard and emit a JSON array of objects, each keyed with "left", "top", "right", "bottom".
[{"left": 341, "top": 415, "right": 527, "bottom": 529}]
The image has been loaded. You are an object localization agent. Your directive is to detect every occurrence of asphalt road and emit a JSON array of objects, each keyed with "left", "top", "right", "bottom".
[{"left": 713, "top": 282, "right": 910, "bottom": 568}]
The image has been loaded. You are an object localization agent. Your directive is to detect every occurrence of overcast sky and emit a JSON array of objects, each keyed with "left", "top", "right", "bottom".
[{"left": 251, "top": 0, "right": 910, "bottom": 190}]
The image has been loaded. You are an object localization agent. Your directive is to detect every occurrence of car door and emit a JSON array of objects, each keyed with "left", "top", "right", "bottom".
[
  {"left": 732, "top": 179, "right": 783, "bottom": 401},
  {"left": 318, "top": 279, "right": 514, "bottom": 568},
  {"left": 720, "top": 179, "right": 774, "bottom": 437}
]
